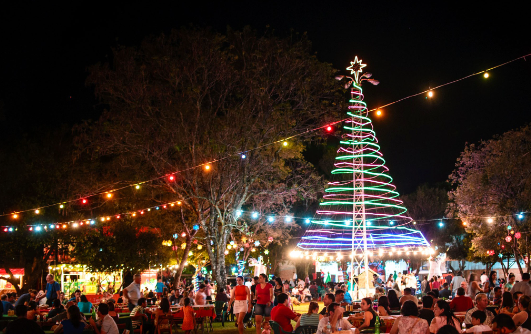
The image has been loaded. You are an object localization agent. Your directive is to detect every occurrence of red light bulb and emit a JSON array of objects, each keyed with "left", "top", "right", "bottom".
[
  {"left": 326, "top": 126, "right": 332, "bottom": 132},
  {"left": 82, "top": 199, "right": 88, "bottom": 204},
  {"left": 168, "top": 175, "right": 175, "bottom": 182}
]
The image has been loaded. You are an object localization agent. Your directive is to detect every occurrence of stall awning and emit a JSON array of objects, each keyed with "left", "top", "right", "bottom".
[{"left": 0, "top": 268, "right": 24, "bottom": 276}]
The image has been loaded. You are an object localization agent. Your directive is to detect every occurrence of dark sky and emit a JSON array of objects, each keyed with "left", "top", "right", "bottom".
[{"left": 1, "top": 2, "right": 530, "bottom": 194}]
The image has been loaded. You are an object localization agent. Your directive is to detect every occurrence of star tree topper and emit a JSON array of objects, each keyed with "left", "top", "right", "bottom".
[{"left": 346, "top": 56, "right": 367, "bottom": 83}]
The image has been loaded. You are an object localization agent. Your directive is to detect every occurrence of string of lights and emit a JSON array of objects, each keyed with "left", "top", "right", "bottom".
[{"left": 3, "top": 52, "right": 530, "bottom": 219}]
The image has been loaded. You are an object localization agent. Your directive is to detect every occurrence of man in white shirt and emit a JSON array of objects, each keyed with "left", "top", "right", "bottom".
[
  {"left": 511, "top": 273, "right": 531, "bottom": 296},
  {"left": 450, "top": 271, "right": 466, "bottom": 298},
  {"left": 480, "top": 272, "right": 488, "bottom": 286},
  {"left": 123, "top": 274, "right": 142, "bottom": 312},
  {"left": 316, "top": 303, "right": 352, "bottom": 334},
  {"left": 90, "top": 303, "right": 119, "bottom": 334},
  {"left": 244, "top": 278, "right": 253, "bottom": 289}
]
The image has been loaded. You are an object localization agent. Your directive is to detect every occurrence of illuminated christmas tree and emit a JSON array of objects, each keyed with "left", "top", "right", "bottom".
[{"left": 295, "top": 57, "right": 430, "bottom": 294}]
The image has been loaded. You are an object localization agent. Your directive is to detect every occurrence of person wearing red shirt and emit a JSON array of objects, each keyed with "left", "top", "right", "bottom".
[
  {"left": 450, "top": 287, "right": 474, "bottom": 312},
  {"left": 255, "top": 274, "right": 274, "bottom": 334},
  {"left": 271, "top": 293, "right": 300, "bottom": 333}
]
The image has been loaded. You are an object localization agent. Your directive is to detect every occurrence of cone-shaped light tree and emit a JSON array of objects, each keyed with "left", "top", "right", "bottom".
[{"left": 296, "top": 57, "right": 430, "bottom": 296}]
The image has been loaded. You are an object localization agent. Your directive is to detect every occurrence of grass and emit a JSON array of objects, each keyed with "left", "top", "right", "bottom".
[{"left": 210, "top": 301, "right": 323, "bottom": 334}]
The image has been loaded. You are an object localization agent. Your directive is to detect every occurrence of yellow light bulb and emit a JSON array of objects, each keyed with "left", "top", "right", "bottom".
[
  {"left": 282, "top": 141, "right": 288, "bottom": 147},
  {"left": 376, "top": 110, "right": 382, "bottom": 116},
  {"left": 106, "top": 193, "right": 112, "bottom": 198},
  {"left": 35, "top": 209, "right": 40, "bottom": 214},
  {"left": 135, "top": 185, "right": 140, "bottom": 189},
  {"left": 484, "top": 72, "right": 489, "bottom": 78},
  {"left": 13, "top": 214, "right": 18, "bottom": 219},
  {"left": 428, "top": 91, "right": 434, "bottom": 98},
  {"left": 204, "top": 164, "right": 211, "bottom": 171}
]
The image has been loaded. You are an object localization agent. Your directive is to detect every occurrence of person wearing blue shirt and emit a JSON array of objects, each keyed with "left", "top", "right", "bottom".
[
  {"left": 43, "top": 274, "right": 61, "bottom": 306},
  {"left": 2, "top": 294, "right": 14, "bottom": 315},
  {"left": 77, "top": 295, "right": 92, "bottom": 313},
  {"left": 342, "top": 285, "right": 353, "bottom": 304},
  {"left": 155, "top": 278, "right": 165, "bottom": 298},
  {"left": 14, "top": 290, "right": 37, "bottom": 307}
]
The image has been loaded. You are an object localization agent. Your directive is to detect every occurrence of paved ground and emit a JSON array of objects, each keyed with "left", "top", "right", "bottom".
[{"left": 211, "top": 301, "right": 322, "bottom": 334}]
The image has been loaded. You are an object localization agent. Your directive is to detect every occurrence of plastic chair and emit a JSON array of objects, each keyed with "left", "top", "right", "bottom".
[
  {"left": 131, "top": 314, "right": 144, "bottom": 334},
  {"left": 294, "top": 325, "right": 318, "bottom": 334},
  {"left": 269, "top": 320, "right": 293, "bottom": 334},
  {"left": 156, "top": 315, "right": 174, "bottom": 334},
  {"left": 214, "top": 301, "right": 228, "bottom": 326}
]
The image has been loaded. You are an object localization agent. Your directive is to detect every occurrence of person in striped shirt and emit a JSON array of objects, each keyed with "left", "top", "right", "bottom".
[{"left": 295, "top": 301, "right": 321, "bottom": 329}]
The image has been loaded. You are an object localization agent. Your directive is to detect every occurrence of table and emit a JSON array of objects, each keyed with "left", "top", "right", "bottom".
[{"left": 348, "top": 315, "right": 398, "bottom": 329}]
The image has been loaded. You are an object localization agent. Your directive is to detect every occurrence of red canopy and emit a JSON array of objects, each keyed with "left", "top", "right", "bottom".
[{"left": 0, "top": 268, "right": 24, "bottom": 276}]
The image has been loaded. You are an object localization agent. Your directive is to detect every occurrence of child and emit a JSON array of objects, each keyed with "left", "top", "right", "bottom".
[
  {"left": 465, "top": 310, "right": 491, "bottom": 333},
  {"left": 181, "top": 297, "right": 195, "bottom": 334},
  {"left": 261, "top": 322, "right": 271, "bottom": 334}
]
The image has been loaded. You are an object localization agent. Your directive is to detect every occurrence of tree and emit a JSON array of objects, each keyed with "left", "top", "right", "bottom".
[
  {"left": 0, "top": 128, "right": 81, "bottom": 293},
  {"left": 449, "top": 124, "right": 531, "bottom": 276},
  {"left": 402, "top": 184, "right": 469, "bottom": 273},
  {"left": 77, "top": 27, "right": 343, "bottom": 287}
]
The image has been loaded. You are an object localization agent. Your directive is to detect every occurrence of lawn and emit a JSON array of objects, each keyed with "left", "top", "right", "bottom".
[{"left": 210, "top": 301, "right": 322, "bottom": 334}]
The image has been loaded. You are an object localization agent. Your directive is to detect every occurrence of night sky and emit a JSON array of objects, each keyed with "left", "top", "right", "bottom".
[{"left": 1, "top": 2, "right": 530, "bottom": 194}]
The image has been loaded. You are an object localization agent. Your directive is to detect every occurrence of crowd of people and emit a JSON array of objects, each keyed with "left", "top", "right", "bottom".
[{"left": 0, "top": 273, "right": 215, "bottom": 334}]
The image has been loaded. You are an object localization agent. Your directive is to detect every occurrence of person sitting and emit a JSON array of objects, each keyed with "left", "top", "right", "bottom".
[
  {"left": 464, "top": 293, "right": 495, "bottom": 326},
  {"left": 427, "top": 291, "right": 439, "bottom": 305},
  {"left": 439, "top": 283, "right": 452, "bottom": 299},
  {"left": 54, "top": 305, "right": 87, "bottom": 334},
  {"left": 117, "top": 291, "right": 124, "bottom": 304},
  {"left": 499, "top": 291, "right": 515, "bottom": 315},
  {"left": 215, "top": 288, "right": 229, "bottom": 303},
  {"left": 107, "top": 301, "right": 118, "bottom": 319},
  {"left": 450, "top": 287, "right": 474, "bottom": 312},
  {"left": 348, "top": 298, "right": 377, "bottom": 332},
  {"left": 4, "top": 305, "right": 45, "bottom": 334},
  {"left": 334, "top": 289, "right": 345, "bottom": 305},
  {"left": 377, "top": 296, "right": 391, "bottom": 316},
  {"left": 154, "top": 298, "right": 172, "bottom": 332},
  {"left": 295, "top": 301, "right": 320, "bottom": 329},
  {"left": 492, "top": 313, "right": 518, "bottom": 334},
  {"left": 512, "top": 292, "right": 524, "bottom": 313},
  {"left": 47, "top": 299, "right": 65, "bottom": 319},
  {"left": 271, "top": 293, "right": 300, "bottom": 333},
  {"left": 429, "top": 299, "right": 461, "bottom": 333},
  {"left": 464, "top": 310, "right": 491, "bottom": 333},
  {"left": 89, "top": 302, "right": 119, "bottom": 334},
  {"left": 316, "top": 303, "right": 352, "bottom": 334},
  {"left": 341, "top": 285, "right": 353, "bottom": 304},
  {"left": 1, "top": 294, "right": 14, "bottom": 315},
  {"left": 130, "top": 298, "right": 154, "bottom": 334},
  {"left": 512, "top": 295, "right": 531, "bottom": 327},
  {"left": 387, "top": 289, "right": 400, "bottom": 310},
  {"left": 418, "top": 295, "right": 435, "bottom": 325},
  {"left": 319, "top": 293, "right": 335, "bottom": 316},
  {"left": 77, "top": 295, "right": 93, "bottom": 313},
  {"left": 399, "top": 288, "right": 418, "bottom": 306},
  {"left": 492, "top": 286, "right": 502, "bottom": 305},
  {"left": 389, "top": 300, "right": 429, "bottom": 334},
  {"left": 26, "top": 300, "right": 42, "bottom": 320}
]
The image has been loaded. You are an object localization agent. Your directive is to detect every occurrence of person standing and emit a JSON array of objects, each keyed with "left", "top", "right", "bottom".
[
  {"left": 468, "top": 273, "right": 482, "bottom": 298},
  {"left": 505, "top": 273, "right": 516, "bottom": 292},
  {"left": 204, "top": 280, "right": 212, "bottom": 302},
  {"left": 195, "top": 284, "right": 206, "bottom": 305},
  {"left": 511, "top": 273, "right": 531, "bottom": 296},
  {"left": 421, "top": 276, "right": 429, "bottom": 295},
  {"left": 42, "top": 274, "right": 61, "bottom": 307},
  {"left": 228, "top": 276, "right": 252, "bottom": 334},
  {"left": 155, "top": 278, "right": 165, "bottom": 299},
  {"left": 480, "top": 272, "right": 488, "bottom": 286},
  {"left": 254, "top": 273, "right": 274, "bottom": 334},
  {"left": 123, "top": 274, "right": 142, "bottom": 312},
  {"left": 450, "top": 271, "right": 466, "bottom": 298}
]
